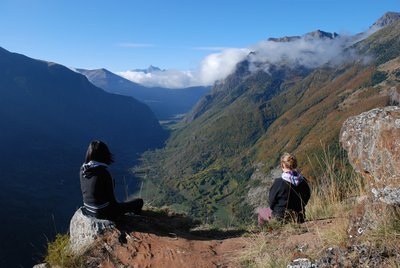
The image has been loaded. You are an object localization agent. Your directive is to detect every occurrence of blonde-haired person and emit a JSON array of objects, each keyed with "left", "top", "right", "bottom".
[{"left": 258, "top": 153, "right": 310, "bottom": 225}]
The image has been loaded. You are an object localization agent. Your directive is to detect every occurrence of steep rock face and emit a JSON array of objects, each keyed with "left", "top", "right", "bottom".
[
  {"left": 340, "top": 106, "right": 400, "bottom": 205},
  {"left": 69, "top": 207, "right": 116, "bottom": 254}
]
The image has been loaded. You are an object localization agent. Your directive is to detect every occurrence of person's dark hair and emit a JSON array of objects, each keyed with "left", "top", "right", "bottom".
[{"left": 85, "top": 140, "right": 114, "bottom": 165}]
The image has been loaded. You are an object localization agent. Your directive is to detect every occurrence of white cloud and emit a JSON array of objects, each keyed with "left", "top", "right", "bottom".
[
  {"left": 118, "top": 29, "right": 377, "bottom": 89},
  {"left": 118, "top": 69, "right": 195, "bottom": 89},
  {"left": 196, "top": 48, "right": 250, "bottom": 85},
  {"left": 118, "top": 48, "right": 249, "bottom": 88},
  {"left": 248, "top": 38, "right": 342, "bottom": 71}
]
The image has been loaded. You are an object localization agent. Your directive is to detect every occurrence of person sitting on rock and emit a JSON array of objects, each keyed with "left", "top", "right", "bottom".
[
  {"left": 258, "top": 152, "right": 311, "bottom": 225},
  {"left": 80, "top": 140, "right": 143, "bottom": 220}
]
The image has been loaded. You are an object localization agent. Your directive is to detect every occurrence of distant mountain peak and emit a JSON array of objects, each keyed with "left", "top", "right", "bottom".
[
  {"left": 371, "top": 11, "right": 400, "bottom": 29},
  {"left": 267, "top": 36, "right": 301, "bottom": 42},
  {"left": 305, "top": 29, "right": 339, "bottom": 39},
  {"left": 268, "top": 29, "right": 339, "bottom": 42},
  {"left": 132, "top": 65, "right": 164, "bottom": 73}
]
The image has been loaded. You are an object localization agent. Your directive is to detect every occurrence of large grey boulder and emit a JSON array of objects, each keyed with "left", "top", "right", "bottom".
[
  {"left": 69, "top": 207, "right": 116, "bottom": 254},
  {"left": 340, "top": 106, "right": 400, "bottom": 205}
]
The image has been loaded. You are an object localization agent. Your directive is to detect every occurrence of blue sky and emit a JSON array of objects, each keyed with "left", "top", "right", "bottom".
[{"left": 0, "top": 0, "right": 399, "bottom": 74}]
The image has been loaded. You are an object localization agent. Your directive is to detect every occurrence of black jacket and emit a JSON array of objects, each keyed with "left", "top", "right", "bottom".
[
  {"left": 269, "top": 177, "right": 311, "bottom": 223},
  {"left": 80, "top": 164, "right": 117, "bottom": 209}
]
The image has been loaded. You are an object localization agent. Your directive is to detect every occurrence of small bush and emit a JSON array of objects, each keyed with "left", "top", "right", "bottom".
[
  {"left": 394, "top": 68, "right": 400, "bottom": 79},
  {"left": 45, "top": 234, "right": 83, "bottom": 267},
  {"left": 363, "top": 70, "right": 388, "bottom": 87}
]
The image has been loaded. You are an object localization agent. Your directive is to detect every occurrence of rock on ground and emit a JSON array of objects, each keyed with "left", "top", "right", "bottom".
[
  {"left": 69, "top": 207, "right": 116, "bottom": 254},
  {"left": 340, "top": 106, "right": 400, "bottom": 204}
]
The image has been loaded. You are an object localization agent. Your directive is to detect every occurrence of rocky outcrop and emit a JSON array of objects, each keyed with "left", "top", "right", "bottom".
[
  {"left": 371, "top": 11, "right": 400, "bottom": 29},
  {"left": 69, "top": 207, "right": 116, "bottom": 254},
  {"left": 340, "top": 106, "right": 400, "bottom": 205}
]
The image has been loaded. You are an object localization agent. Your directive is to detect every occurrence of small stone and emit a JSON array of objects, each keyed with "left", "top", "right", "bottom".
[
  {"left": 287, "top": 258, "right": 315, "bottom": 268},
  {"left": 32, "top": 263, "right": 50, "bottom": 268}
]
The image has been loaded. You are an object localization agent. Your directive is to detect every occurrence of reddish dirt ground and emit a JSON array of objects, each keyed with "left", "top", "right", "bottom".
[
  {"left": 83, "top": 210, "right": 249, "bottom": 268},
  {"left": 82, "top": 210, "right": 340, "bottom": 268},
  {"left": 100, "top": 230, "right": 248, "bottom": 268}
]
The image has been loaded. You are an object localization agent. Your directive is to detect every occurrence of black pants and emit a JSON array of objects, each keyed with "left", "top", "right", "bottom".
[
  {"left": 272, "top": 209, "right": 305, "bottom": 223},
  {"left": 83, "top": 198, "right": 144, "bottom": 220}
]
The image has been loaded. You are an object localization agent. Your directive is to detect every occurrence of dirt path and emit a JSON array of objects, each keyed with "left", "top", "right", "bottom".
[
  {"left": 103, "top": 230, "right": 248, "bottom": 268},
  {"left": 83, "top": 210, "right": 249, "bottom": 268}
]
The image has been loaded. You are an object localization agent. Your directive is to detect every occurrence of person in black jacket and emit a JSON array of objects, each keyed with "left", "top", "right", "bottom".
[
  {"left": 269, "top": 152, "right": 311, "bottom": 223},
  {"left": 80, "top": 140, "right": 143, "bottom": 220}
]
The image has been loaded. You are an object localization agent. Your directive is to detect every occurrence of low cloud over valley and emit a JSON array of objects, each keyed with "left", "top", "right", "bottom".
[{"left": 119, "top": 28, "right": 378, "bottom": 89}]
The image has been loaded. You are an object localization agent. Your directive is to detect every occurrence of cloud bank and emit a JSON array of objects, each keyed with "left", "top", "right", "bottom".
[
  {"left": 118, "top": 48, "right": 250, "bottom": 88},
  {"left": 248, "top": 36, "right": 350, "bottom": 72},
  {"left": 119, "top": 29, "right": 377, "bottom": 89},
  {"left": 118, "top": 69, "right": 195, "bottom": 89}
]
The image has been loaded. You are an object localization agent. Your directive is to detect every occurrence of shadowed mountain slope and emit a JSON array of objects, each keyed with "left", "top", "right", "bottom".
[{"left": 0, "top": 47, "right": 167, "bottom": 267}]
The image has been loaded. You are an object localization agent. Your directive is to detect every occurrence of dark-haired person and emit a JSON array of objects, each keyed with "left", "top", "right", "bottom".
[
  {"left": 258, "top": 153, "right": 311, "bottom": 225},
  {"left": 80, "top": 140, "right": 143, "bottom": 220}
]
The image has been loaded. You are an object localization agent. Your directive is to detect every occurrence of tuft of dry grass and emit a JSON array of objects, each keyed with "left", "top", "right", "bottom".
[
  {"left": 318, "top": 217, "right": 349, "bottom": 249},
  {"left": 239, "top": 231, "right": 294, "bottom": 268},
  {"left": 360, "top": 205, "right": 400, "bottom": 256},
  {"left": 306, "top": 144, "right": 365, "bottom": 221},
  {"left": 45, "top": 234, "right": 84, "bottom": 268}
]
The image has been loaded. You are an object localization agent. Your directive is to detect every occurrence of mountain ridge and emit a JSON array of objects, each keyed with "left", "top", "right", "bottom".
[
  {"left": 371, "top": 11, "right": 400, "bottom": 28},
  {"left": 268, "top": 29, "right": 339, "bottom": 42},
  {"left": 132, "top": 65, "right": 164, "bottom": 73}
]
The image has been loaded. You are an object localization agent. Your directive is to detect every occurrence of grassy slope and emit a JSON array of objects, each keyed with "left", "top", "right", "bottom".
[{"left": 138, "top": 21, "right": 400, "bottom": 225}]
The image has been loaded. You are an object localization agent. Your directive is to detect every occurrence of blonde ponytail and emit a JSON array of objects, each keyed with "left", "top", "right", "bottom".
[{"left": 280, "top": 152, "right": 297, "bottom": 170}]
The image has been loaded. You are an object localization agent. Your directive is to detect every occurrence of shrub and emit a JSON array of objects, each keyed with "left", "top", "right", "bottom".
[
  {"left": 45, "top": 234, "right": 83, "bottom": 267},
  {"left": 363, "top": 70, "right": 388, "bottom": 87}
]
